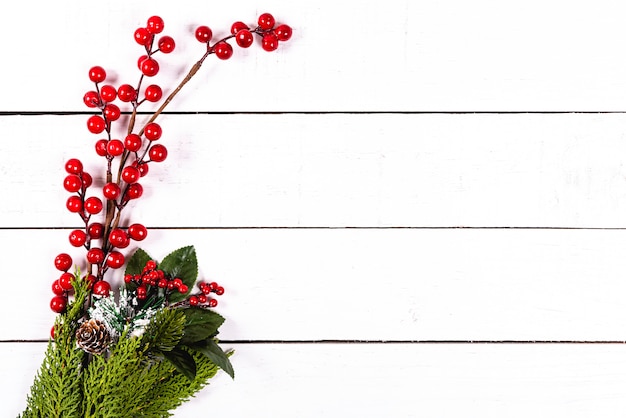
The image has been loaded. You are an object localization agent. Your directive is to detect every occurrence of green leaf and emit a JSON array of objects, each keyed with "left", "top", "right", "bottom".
[
  {"left": 159, "top": 246, "right": 198, "bottom": 303},
  {"left": 190, "top": 339, "right": 235, "bottom": 379},
  {"left": 179, "top": 307, "right": 225, "bottom": 344},
  {"left": 125, "top": 248, "right": 153, "bottom": 276},
  {"left": 163, "top": 347, "right": 197, "bottom": 381}
]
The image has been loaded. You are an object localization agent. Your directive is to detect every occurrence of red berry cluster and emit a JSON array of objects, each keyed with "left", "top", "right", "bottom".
[
  {"left": 49, "top": 13, "right": 290, "bottom": 314},
  {"left": 195, "top": 12, "right": 292, "bottom": 58},
  {"left": 123, "top": 259, "right": 189, "bottom": 301},
  {"left": 187, "top": 281, "right": 225, "bottom": 308}
]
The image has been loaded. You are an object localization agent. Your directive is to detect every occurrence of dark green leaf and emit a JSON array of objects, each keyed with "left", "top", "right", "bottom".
[
  {"left": 191, "top": 339, "right": 235, "bottom": 379},
  {"left": 125, "top": 248, "right": 153, "bottom": 276},
  {"left": 163, "top": 347, "right": 197, "bottom": 381},
  {"left": 160, "top": 246, "right": 198, "bottom": 303},
  {"left": 179, "top": 307, "right": 225, "bottom": 344}
]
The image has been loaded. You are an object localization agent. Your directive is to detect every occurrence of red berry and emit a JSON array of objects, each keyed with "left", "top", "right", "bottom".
[
  {"left": 95, "top": 139, "right": 108, "bottom": 156},
  {"left": 258, "top": 13, "right": 275, "bottom": 30},
  {"left": 149, "top": 144, "right": 168, "bottom": 162},
  {"left": 84, "top": 196, "right": 103, "bottom": 214},
  {"left": 87, "top": 115, "right": 106, "bottom": 134},
  {"left": 126, "top": 183, "right": 143, "bottom": 199},
  {"left": 89, "top": 66, "right": 106, "bottom": 83},
  {"left": 147, "top": 16, "right": 164, "bottom": 34},
  {"left": 209, "top": 281, "right": 219, "bottom": 291},
  {"left": 107, "top": 139, "right": 124, "bottom": 156},
  {"left": 58, "top": 272, "right": 74, "bottom": 291},
  {"left": 69, "top": 229, "right": 87, "bottom": 247},
  {"left": 124, "top": 134, "right": 142, "bottom": 152},
  {"left": 83, "top": 91, "right": 100, "bottom": 108},
  {"left": 199, "top": 294, "right": 208, "bottom": 304},
  {"left": 51, "top": 280, "right": 65, "bottom": 296},
  {"left": 144, "top": 123, "right": 162, "bottom": 141},
  {"left": 195, "top": 25, "right": 212, "bottom": 43},
  {"left": 87, "top": 248, "right": 105, "bottom": 264},
  {"left": 144, "top": 84, "right": 162, "bottom": 102},
  {"left": 215, "top": 286, "right": 225, "bottom": 295},
  {"left": 106, "top": 251, "right": 125, "bottom": 269},
  {"left": 214, "top": 41, "right": 233, "bottom": 60},
  {"left": 178, "top": 284, "right": 189, "bottom": 294},
  {"left": 93, "top": 280, "right": 111, "bottom": 296},
  {"left": 54, "top": 253, "right": 72, "bottom": 271},
  {"left": 81, "top": 172, "right": 93, "bottom": 188},
  {"left": 157, "top": 278, "right": 168, "bottom": 288},
  {"left": 137, "top": 55, "right": 148, "bottom": 70},
  {"left": 208, "top": 299, "right": 218, "bottom": 308},
  {"left": 262, "top": 33, "right": 279, "bottom": 52},
  {"left": 83, "top": 274, "right": 97, "bottom": 288},
  {"left": 134, "top": 27, "right": 152, "bottom": 46},
  {"left": 145, "top": 260, "right": 157, "bottom": 270},
  {"left": 109, "top": 228, "right": 129, "bottom": 248},
  {"left": 188, "top": 295, "right": 199, "bottom": 306},
  {"left": 103, "top": 182, "right": 121, "bottom": 200},
  {"left": 118, "top": 84, "right": 137, "bottom": 102},
  {"left": 63, "top": 174, "right": 82, "bottom": 192},
  {"left": 172, "top": 278, "right": 183, "bottom": 288},
  {"left": 121, "top": 166, "right": 140, "bottom": 183},
  {"left": 135, "top": 162, "right": 149, "bottom": 177},
  {"left": 231, "top": 21, "right": 249, "bottom": 35},
  {"left": 88, "top": 222, "right": 104, "bottom": 239},
  {"left": 128, "top": 223, "right": 148, "bottom": 241},
  {"left": 104, "top": 104, "right": 121, "bottom": 121},
  {"left": 141, "top": 58, "right": 159, "bottom": 77},
  {"left": 50, "top": 296, "right": 68, "bottom": 313},
  {"left": 136, "top": 285, "right": 147, "bottom": 300},
  {"left": 66, "top": 196, "right": 83, "bottom": 213},
  {"left": 157, "top": 36, "right": 175, "bottom": 53},
  {"left": 100, "top": 85, "right": 117, "bottom": 102},
  {"left": 65, "top": 158, "right": 83, "bottom": 174},
  {"left": 235, "top": 30, "right": 254, "bottom": 48},
  {"left": 275, "top": 24, "right": 292, "bottom": 41}
]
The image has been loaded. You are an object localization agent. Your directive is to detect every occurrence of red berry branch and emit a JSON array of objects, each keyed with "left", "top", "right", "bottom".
[{"left": 50, "top": 13, "right": 292, "bottom": 314}]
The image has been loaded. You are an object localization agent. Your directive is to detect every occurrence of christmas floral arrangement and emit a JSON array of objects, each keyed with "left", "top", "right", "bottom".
[{"left": 19, "top": 13, "right": 291, "bottom": 418}]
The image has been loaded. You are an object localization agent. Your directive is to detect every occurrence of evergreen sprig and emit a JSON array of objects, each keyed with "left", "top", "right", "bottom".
[{"left": 20, "top": 274, "right": 90, "bottom": 418}]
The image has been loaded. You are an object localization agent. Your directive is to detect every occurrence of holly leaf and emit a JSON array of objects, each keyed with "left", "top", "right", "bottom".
[
  {"left": 159, "top": 246, "right": 198, "bottom": 303},
  {"left": 179, "top": 307, "right": 225, "bottom": 344},
  {"left": 190, "top": 339, "right": 235, "bottom": 379},
  {"left": 163, "top": 347, "right": 197, "bottom": 381},
  {"left": 125, "top": 247, "right": 153, "bottom": 276}
]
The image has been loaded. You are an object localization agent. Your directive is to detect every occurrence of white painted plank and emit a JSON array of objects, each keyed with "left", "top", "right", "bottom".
[
  {"left": 2, "top": 1, "right": 626, "bottom": 111},
  {"left": 6, "top": 342, "right": 626, "bottom": 417},
  {"left": 3, "top": 228, "right": 626, "bottom": 341},
  {"left": 2, "top": 113, "right": 626, "bottom": 228}
]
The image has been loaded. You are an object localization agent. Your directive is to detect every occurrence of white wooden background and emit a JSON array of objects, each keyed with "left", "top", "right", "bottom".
[{"left": 3, "top": 0, "right": 626, "bottom": 416}]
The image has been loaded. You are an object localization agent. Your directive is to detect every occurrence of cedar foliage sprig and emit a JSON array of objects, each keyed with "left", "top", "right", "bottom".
[{"left": 20, "top": 274, "right": 90, "bottom": 418}]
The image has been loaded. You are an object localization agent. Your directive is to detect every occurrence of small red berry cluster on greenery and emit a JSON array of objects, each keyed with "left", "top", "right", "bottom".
[
  {"left": 188, "top": 281, "right": 225, "bottom": 308},
  {"left": 49, "top": 13, "right": 289, "bottom": 314},
  {"left": 122, "top": 260, "right": 225, "bottom": 307},
  {"left": 123, "top": 259, "right": 189, "bottom": 300}
]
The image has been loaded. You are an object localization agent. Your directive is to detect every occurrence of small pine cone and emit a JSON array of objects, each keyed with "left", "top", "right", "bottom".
[{"left": 76, "top": 318, "right": 111, "bottom": 354}]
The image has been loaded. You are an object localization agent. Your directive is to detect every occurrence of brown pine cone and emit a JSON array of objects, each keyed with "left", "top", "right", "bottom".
[{"left": 76, "top": 318, "right": 111, "bottom": 354}]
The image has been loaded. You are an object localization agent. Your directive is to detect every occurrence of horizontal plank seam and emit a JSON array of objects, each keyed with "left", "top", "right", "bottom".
[
  {"left": 4, "top": 226, "right": 626, "bottom": 231},
  {"left": 3, "top": 111, "right": 626, "bottom": 116},
  {"left": 3, "top": 339, "right": 626, "bottom": 344}
]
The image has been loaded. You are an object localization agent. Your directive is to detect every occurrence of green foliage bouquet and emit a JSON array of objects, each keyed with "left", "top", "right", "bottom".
[{"left": 19, "top": 12, "right": 292, "bottom": 418}]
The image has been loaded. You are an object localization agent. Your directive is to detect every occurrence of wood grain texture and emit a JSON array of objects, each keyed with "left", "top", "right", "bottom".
[
  {"left": 2, "top": 113, "right": 626, "bottom": 228},
  {"left": 2, "top": 0, "right": 626, "bottom": 111},
  {"left": 2, "top": 228, "right": 626, "bottom": 341},
  {"left": 6, "top": 342, "right": 626, "bottom": 417}
]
